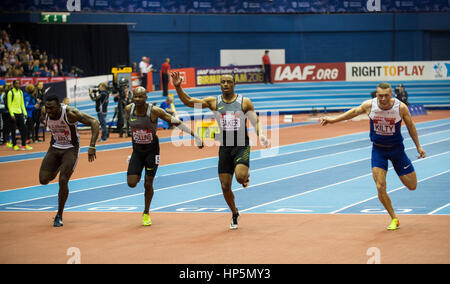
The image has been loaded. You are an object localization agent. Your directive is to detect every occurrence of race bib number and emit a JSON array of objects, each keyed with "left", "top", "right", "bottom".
[
  {"left": 133, "top": 128, "right": 153, "bottom": 144},
  {"left": 373, "top": 117, "right": 395, "bottom": 136},
  {"left": 220, "top": 114, "right": 241, "bottom": 131},
  {"left": 52, "top": 129, "right": 71, "bottom": 145}
]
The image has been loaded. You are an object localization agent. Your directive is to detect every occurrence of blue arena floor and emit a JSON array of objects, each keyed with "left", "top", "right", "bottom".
[{"left": 1, "top": 118, "right": 449, "bottom": 216}]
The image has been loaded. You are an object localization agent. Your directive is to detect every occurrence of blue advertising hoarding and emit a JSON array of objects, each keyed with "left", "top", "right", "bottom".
[{"left": 1, "top": 0, "right": 450, "bottom": 13}]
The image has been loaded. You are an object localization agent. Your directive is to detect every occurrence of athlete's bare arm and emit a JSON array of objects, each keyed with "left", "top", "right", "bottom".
[
  {"left": 125, "top": 104, "right": 132, "bottom": 119},
  {"left": 40, "top": 106, "right": 47, "bottom": 125},
  {"left": 67, "top": 107, "right": 100, "bottom": 162},
  {"left": 152, "top": 106, "right": 203, "bottom": 149},
  {"left": 242, "top": 98, "right": 269, "bottom": 147},
  {"left": 400, "top": 103, "right": 426, "bottom": 159},
  {"left": 171, "top": 71, "right": 216, "bottom": 110},
  {"left": 320, "top": 100, "right": 372, "bottom": 126}
]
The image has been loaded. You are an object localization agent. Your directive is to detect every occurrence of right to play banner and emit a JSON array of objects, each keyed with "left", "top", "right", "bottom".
[{"left": 346, "top": 61, "right": 450, "bottom": 81}]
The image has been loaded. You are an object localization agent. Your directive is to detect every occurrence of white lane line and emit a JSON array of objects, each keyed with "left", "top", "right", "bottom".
[
  {"left": 242, "top": 152, "right": 450, "bottom": 213},
  {"left": 428, "top": 203, "right": 450, "bottom": 215},
  {"left": 330, "top": 169, "right": 450, "bottom": 214}
]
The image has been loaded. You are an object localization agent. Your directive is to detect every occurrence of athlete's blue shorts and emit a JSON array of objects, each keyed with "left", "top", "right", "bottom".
[{"left": 371, "top": 143, "right": 415, "bottom": 176}]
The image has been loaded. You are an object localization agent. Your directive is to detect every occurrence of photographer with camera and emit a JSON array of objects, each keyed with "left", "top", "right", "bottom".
[
  {"left": 90, "top": 82, "right": 110, "bottom": 142},
  {"left": 112, "top": 77, "right": 132, "bottom": 138},
  {"left": 395, "top": 84, "right": 409, "bottom": 106}
]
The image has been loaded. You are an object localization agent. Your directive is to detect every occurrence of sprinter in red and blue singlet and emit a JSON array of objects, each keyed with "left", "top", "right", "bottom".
[{"left": 321, "top": 82, "right": 426, "bottom": 231}]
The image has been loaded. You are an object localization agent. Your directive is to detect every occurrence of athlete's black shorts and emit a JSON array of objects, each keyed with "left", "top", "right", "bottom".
[
  {"left": 40, "top": 146, "right": 80, "bottom": 174},
  {"left": 218, "top": 145, "right": 250, "bottom": 174},
  {"left": 127, "top": 143, "right": 160, "bottom": 177}
]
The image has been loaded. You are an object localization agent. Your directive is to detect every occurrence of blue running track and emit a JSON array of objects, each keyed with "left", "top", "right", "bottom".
[{"left": 0, "top": 118, "right": 449, "bottom": 216}]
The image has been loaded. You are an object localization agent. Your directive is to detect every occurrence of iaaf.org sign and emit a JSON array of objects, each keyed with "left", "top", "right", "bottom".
[
  {"left": 271, "top": 63, "right": 346, "bottom": 83},
  {"left": 346, "top": 61, "right": 450, "bottom": 81}
]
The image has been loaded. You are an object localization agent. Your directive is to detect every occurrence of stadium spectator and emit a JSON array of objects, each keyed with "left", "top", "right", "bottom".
[
  {"left": 24, "top": 84, "right": 39, "bottom": 143},
  {"left": 161, "top": 58, "right": 171, "bottom": 97},
  {"left": 33, "top": 81, "right": 44, "bottom": 142},
  {"left": 159, "top": 93, "right": 177, "bottom": 129},
  {"left": 395, "top": 84, "right": 409, "bottom": 106},
  {"left": 7, "top": 80, "right": 31, "bottom": 150},
  {"left": 139, "top": 56, "right": 153, "bottom": 90},
  {"left": 1, "top": 83, "right": 13, "bottom": 147},
  {"left": 58, "top": 58, "right": 67, "bottom": 76},
  {"left": 0, "top": 84, "right": 7, "bottom": 144},
  {"left": 0, "top": 28, "right": 74, "bottom": 79},
  {"left": 262, "top": 50, "right": 272, "bottom": 84}
]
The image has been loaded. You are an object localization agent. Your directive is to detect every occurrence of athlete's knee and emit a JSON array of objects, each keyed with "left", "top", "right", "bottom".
[
  {"left": 406, "top": 181, "right": 417, "bottom": 191},
  {"left": 374, "top": 180, "right": 386, "bottom": 191},
  {"left": 235, "top": 172, "right": 248, "bottom": 185},
  {"left": 220, "top": 180, "right": 232, "bottom": 192},
  {"left": 39, "top": 171, "right": 55, "bottom": 185},
  {"left": 59, "top": 176, "right": 70, "bottom": 186},
  {"left": 127, "top": 174, "right": 141, "bottom": 188},
  {"left": 39, "top": 177, "right": 50, "bottom": 185},
  {"left": 144, "top": 180, "right": 154, "bottom": 191}
]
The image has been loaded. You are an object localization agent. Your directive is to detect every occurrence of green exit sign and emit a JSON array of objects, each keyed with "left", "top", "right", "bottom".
[{"left": 41, "top": 13, "right": 70, "bottom": 23}]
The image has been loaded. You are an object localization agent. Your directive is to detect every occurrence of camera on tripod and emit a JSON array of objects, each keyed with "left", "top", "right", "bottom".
[{"left": 113, "top": 77, "right": 130, "bottom": 104}]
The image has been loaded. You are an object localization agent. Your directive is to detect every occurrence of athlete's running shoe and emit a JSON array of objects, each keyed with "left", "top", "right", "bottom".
[
  {"left": 142, "top": 213, "right": 152, "bottom": 226},
  {"left": 230, "top": 212, "right": 240, "bottom": 230},
  {"left": 387, "top": 218, "right": 400, "bottom": 231},
  {"left": 53, "top": 214, "right": 63, "bottom": 227}
]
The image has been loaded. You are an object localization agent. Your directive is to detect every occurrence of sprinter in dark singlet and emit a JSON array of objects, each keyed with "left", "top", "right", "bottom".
[
  {"left": 39, "top": 94, "right": 100, "bottom": 227},
  {"left": 171, "top": 72, "right": 269, "bottom": 230},
  {"left": 125, "top": 87, "right": 203, "bottom": 226}
]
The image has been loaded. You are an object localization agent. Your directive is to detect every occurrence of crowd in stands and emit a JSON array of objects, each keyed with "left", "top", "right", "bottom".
[{"left": 0, "top": 27, "right": 74, "bottom": 78}]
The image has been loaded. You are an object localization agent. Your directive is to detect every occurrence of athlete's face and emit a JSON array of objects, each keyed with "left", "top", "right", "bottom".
[
  {"left": 220, "top": 75, "right": 235, "bottom": 95},
  {"left": 133, "top": 88, "right": 147, "bottom": 106},
  {"left": 376, "top": 87, "right": 393, "bottom": 109},
  {"left": 45, "top": 100, "right": 62, "bottom": 120}
]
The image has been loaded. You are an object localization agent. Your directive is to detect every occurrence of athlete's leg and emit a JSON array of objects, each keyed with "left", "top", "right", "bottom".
[
  {"left": 233, "top": 146, "right": 251, "bottom": 187},
  {"left": 399, "top": 171, "right": 417, "bottom": 191},
  {"left": 219, "top": 173, "right": 238, "bottom": 215},
  {"left": 143, "top": 175, "right": 154, "bottom": 215},
  {"left": 391, "top": 146, "right": 417, "bottom": 191},
  {"left": 127, "top": 175, "right": 141, "bottom": 188},
  {"left": 235, "top": 164, "right": 250, "bottom": 187},
  {"left": 127, "top": 151, "right": 144, "bottom": 188},
  {"left": 372, "top": 167, "right": 397, "bottom": 220},
  {"left": 56, "top": 148, "right": 78, "bottom": 216},
  {"left": 39, "top": 147, "right": 61, "bottom": 185}
]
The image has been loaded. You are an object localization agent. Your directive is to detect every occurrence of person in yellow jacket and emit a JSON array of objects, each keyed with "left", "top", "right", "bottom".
[{"left": 7, "top": 80, "right": 32, "bottom": 150}]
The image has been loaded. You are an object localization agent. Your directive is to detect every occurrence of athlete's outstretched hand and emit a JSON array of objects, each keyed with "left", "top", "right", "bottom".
[
  {"left": 319, "top": 116, "right": 333, "bottom": 126},
  {"left": 259, "top": 135, "right": 270, "bottom": 147},
  {"left": 195, "top": 137, "right": 204, "bottom": 149},
  {"left": 171, "top": 71, "right": 182, "bottom": 87}
]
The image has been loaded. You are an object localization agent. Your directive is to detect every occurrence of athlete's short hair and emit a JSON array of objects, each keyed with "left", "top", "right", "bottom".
[
  {"left": 377, "top": 82, "right": 392, "bottom": 90},
  {"left": 221, "top": 74, "right": 235, "bottom": 83},
  {"left": 45, "top": 94, "right": 60, "bottom": 104}
]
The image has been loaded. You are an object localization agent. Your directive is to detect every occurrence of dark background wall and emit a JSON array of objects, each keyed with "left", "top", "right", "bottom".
[{"left": 1, "top": 12, "right": 449, "bottom": 87}]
